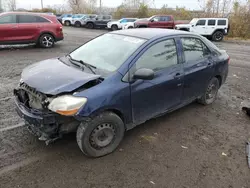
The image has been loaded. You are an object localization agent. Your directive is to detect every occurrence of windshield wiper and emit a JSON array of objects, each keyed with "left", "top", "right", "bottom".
[{"left": 67, "top": 55, "right": 96, "bottom": 74}]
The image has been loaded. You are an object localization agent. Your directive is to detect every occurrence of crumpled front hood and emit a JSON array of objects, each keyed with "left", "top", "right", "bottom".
[{"left": 21, "top": 58, "right": 101, "bottom": 95}]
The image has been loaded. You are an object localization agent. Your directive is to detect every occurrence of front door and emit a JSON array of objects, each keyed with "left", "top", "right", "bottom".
[
  {"left": 180, "top": 37, "right": 215, "bottom": 102},
  {"left": 0, "top": 14, "right": 18, "bottom": 43},
  {"left": 129, "top": 38, "right": 184, "bottom": 123},
  {"left": 192, "top": 19, "right": 207, "bottom": 35}
]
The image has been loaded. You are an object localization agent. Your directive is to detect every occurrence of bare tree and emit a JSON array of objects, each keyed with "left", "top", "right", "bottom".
[{"left": 6, "top": 0, "right": 16, "bottom": 11}]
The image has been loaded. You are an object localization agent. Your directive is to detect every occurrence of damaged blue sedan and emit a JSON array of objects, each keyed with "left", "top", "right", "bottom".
[{"left": 14, "top": 29, "right": 229, "bottom": 157}]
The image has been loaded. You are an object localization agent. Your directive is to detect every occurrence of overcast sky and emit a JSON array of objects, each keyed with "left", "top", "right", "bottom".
[{"left": 15, "top": 0, "right": 201, "bottom": 10}]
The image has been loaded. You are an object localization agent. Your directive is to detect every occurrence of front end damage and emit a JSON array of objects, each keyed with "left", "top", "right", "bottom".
[{"left": 14, "top": 82, "right": 80, "bottom": 144}]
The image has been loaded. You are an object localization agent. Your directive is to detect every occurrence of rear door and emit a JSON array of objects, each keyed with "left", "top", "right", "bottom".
[
  {"left": 17, "top": 14, "right": 41, "bottom": 41},
  {"left": 206, "top": 19, "right": 216, "bottom": 35},
  {"left": 180, "top": 37, "right": 215, "bottom": 102},
  {"left": 129, "top": 38, "right": 184, "bottom": 123},
  {"left": 0, "top": 14, "right": 18, "bottom": 43}
]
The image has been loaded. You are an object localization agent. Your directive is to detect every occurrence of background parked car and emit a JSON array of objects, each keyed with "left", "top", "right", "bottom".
[
  {"left": 57, "top": 14, "right": 72, "bottom": 24},
  {"left": 122, "top": 18, "right": 147, "bottom": 29},
  {"left": 107, "top": 18, "right": 137, "bottom": 31},
  {"left": 77, "top": 14, "right": 97, "bottom": 27},
  {"left": 134, "top": 15, "right": 189, "bottom": 29},
  {"left": 175, "top": 18, "right": 230, "bottom": 41},
  {"left": 84, "top": 15, "right": 112, "bottom": 29},
  {"left": 71, "top": 14, "right": 86, "bottom": 26},
  {"left": 0, "top": 12, "right": 63, "bottom": 48},
  {"left": 62, "top": 14, "right": 76, "bottom": 26}
]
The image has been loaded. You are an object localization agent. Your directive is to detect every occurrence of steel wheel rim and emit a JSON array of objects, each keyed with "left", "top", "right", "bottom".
[
  {"left": 90, "top": 123, "right": 116, "bottom": 149},
  {"left": 205, "top": 80, "right": 219, "bottom": 103},
  {"left": 42, "top": 36, "right": 53, "bottom": 47}
]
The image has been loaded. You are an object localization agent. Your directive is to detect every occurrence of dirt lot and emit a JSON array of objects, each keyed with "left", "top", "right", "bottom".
[{"left": 0, "top": 27, "right": 250, "bottom": 188}]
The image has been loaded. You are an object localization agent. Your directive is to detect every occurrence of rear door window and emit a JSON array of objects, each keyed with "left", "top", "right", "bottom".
[
  {"left": 36, "top": 16, "right": 50, "bottom": 23},
  {"left": 181, "top": 37, "right": 210, "bottom": 63},
  {"left": 208, "top": 19, "right": 216, "bottom": 26},
  {"left": 0, "top": 15, "right": 17, "bottom": 24},
  {"left": 18, "top": 15, "right": 37, "bottom": 23},
  {"left": 217, "top": 20, "right": 226, "bottom": 26}
]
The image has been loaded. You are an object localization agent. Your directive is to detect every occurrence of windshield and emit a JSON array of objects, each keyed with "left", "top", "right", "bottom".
[
  {"left": 70, "top": 34, "right": 146, "bottom": 72},
  {"left": 147, "top": 16, "right": 154, "bottom": 21},
  {"left": 190, "top": 18, "right": 198, "bottom": 24}
]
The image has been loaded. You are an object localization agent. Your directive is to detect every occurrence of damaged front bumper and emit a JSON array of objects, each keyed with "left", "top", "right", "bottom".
[{"left": 14, "top": 93, "right": 80, "bottom": 144}]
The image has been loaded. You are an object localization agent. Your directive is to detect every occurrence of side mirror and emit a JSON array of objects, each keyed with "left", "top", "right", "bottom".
[
  {"left": 133, "top": 68, "right": 154, "bottom": 80},
  {"left": 192, "top": 24, "right": 194, "bottom": 27},
  {"left": 150, "top": 19, "right": 154, "bottom": 22}
]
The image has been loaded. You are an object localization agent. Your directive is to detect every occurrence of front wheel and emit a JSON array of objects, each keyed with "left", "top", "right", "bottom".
[
  {"left": 86, "top": 22, "right": 94, "bottom": 29},
  {"left": 198, "top": 77, "right": 220, "bottom": 105},
  {"left": 64, "top": 21, "right": 71, "bottom": 26},
  {"left": 212, "top": 31, "right": 224, "bottom": 42},
  {"left": 128, "top": 26, "right": 133, "bottom": 29},
  {"left": 76, "top": 112, "right": 125, "bottom": 157},
  {"left": 75, "top": 21, "right": 81, "bottom": 27},
  {"left": 111, "top": 25, "right": 118, "bottom": 31}
]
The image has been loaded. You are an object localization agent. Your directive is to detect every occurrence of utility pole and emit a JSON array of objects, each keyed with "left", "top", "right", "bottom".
[
  {"left": 0, "top": 0, "right": 2, "bottom": 12},
  {"left": 41, "top": 0, "right": 44, "bottom": 9},
  {"left": 99, "top": 0, "right": 102, "bottom": 14}
]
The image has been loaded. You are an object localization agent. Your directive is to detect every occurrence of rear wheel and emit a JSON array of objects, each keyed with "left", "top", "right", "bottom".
[
  {"left": 212, "top": 31, "right": 224, "bottom": 42},
  {"left": 198, "top": 77, "right": 220, "bottom": 105},
  {"left": 39, "top": 34, "right": 54, "bottom": 48},
  {"left": 76, "top": 112, "right": 125, "bottom": 157},
  {"left": 86, "top": 22, "right": 94, "bottom": 29}
]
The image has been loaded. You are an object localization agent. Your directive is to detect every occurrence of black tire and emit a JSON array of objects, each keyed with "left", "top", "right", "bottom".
[
  {"left": 212, "top": 31, "right": 224, "bottom": 42},
  {"left": 86, "top": 22, "right": 94, "bottom": 29},
  {"left": 198, "top": 77, "right": 220, "bottom": 105},
  {"left": 75, "top": 21, "right": 81, "bottom": 27},
  {"left": 128, "top": 26, "right": 133, "bottom": 29},
  {"left": 76, "top": 112, "right": 125, "bottom": 157},
  {"left": 111, "top": 25, "right": 118, "bottom": 31},
  {"left": 39, "top": 34, "right": 54, "bottom": 48},
  {"left": 64, "top": 21, "right": 71, "bottom": 26}
]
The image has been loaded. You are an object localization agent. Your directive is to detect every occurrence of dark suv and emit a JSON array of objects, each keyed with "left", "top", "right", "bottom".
[{"left": 83, "top": 15, "right": 112, "bottom": 29}]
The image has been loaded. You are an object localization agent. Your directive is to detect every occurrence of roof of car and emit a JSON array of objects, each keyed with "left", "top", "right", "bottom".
[
  {"left": 111, "top": 28, "right": 196, "bottom": 40},
  {"left": 1, "top": 11, "right": 56, "bottom": 18}
]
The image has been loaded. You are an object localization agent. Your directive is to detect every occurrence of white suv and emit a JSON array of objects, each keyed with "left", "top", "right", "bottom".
[
  {"left": 107, "top": 18, "right": 137, "bottom": 31},
  {"left": 175, "top": 18, "right": 229, "bottom": 41}
]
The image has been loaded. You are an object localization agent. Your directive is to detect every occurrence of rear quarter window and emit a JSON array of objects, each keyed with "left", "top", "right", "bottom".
[
  {"left": 217, "top": 20, "right": 227, "bottom": 26},
  {"left": 36, "top": 16, "right": 50, "bottom": 23}
]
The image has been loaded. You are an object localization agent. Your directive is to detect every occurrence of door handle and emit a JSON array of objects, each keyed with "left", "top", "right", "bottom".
[
  {"left": 207, "top": 62, "right": 213, "bottom": 67},
  {"left": 11, "top": 25, "right": 18, "bottom": 28},
  {"left": 174, "top": 73, "right": 182, "bottom": 79}
]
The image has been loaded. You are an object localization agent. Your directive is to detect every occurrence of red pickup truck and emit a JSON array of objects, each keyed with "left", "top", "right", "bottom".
[{"left": 134, "top": 15, "right": 189, "bottom": 29}]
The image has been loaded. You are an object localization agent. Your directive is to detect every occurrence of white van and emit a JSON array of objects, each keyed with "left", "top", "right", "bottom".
[{"left": 175, "top": 18, "right": 230, "bottom": 41}]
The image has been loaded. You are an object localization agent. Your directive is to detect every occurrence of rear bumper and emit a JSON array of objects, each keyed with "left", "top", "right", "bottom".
[{"left": 55, "top": 36, "right": 64, "bottom": 42}]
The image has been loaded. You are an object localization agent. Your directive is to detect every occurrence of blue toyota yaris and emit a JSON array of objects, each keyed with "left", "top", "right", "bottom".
[{"left": 14, "top": 29, "right": 229, "bottom": 157}]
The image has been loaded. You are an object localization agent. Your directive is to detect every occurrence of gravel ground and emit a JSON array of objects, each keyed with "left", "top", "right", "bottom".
[{"left": 0, "top": 27, "right": 250, "bottom": 188}]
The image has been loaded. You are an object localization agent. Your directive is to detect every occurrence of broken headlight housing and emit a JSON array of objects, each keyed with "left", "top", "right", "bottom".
[{"left": 48, "top": 95, "right": 87, "bottom": 116}]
